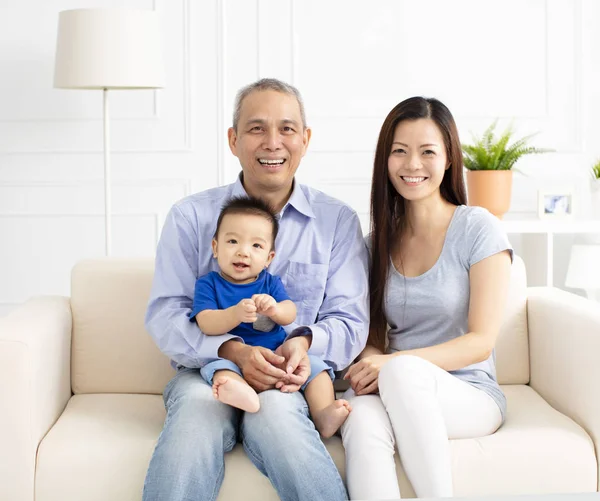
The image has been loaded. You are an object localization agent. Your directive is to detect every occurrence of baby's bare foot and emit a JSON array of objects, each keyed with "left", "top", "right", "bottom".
[
  {"left": 213, "top": 376, "right": 260, "bottom": 413},
  {"left": 311, "top": 399, "right": 352, "bottom": 438}
]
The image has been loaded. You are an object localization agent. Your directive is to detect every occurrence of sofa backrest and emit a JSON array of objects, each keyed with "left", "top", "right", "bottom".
[
  {"left": 70, "top": 255, "right": 529, "bottom": 394},
  {"left": 71, "top": 259, "right": 174, "bottom": 394}
]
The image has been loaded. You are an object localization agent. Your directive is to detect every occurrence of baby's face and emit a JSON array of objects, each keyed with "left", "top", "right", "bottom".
[{"left": 212, "top": 213, "right": 275, "bottom": 284}]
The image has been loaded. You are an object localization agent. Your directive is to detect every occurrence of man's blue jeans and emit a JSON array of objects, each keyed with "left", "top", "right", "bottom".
[{"left": 142, "top": 367, "right": 348, "bottom": 501}]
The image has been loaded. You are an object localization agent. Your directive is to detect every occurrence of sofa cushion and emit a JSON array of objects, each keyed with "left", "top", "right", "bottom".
[
  {"left": 70, "top": 259, "right": 175, "bottom": 394},
  {"left": 34, "top": 385, "right": 596, "bottom": 501},
  {"left": 444, "top": 385, "right": 597, "bottom": 497},
  {"left": 35, "top": 394, "right": 163, "bottom": 501}
]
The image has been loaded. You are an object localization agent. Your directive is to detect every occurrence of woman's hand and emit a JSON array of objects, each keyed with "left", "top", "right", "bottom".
[{"left": 343, "top": 354, "right": 392, "bottom": 395}]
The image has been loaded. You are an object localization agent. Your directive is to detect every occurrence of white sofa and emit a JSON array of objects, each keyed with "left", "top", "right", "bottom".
[{"left": 1, "top": 256, "right": 599, "bottom": 501}]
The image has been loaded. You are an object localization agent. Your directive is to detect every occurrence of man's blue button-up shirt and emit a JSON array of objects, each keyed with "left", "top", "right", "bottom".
[{"left": 145, "top": 176, "right": 369, "bottom": 370}]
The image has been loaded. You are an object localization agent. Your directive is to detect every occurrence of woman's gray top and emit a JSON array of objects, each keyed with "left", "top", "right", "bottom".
[{"left": 382, "top": 205, "right": 513, "bottom": 421}]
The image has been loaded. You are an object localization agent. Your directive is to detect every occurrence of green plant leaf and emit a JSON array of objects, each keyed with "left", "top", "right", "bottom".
[
  {"left": 592, "top": 159, "right": 600, "bottom": 180},
  {"left": 461, "top": 121, "right": 553, "bottom": 171}
]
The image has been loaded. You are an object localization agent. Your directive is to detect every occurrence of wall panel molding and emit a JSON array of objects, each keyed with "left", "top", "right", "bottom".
[{"left": 0, "top": 0, "right": 596, "bottom": 308}]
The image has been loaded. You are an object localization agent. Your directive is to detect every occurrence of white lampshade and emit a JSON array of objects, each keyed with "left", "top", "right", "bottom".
[
  {"left": 54, "top": 8, "right": 165, "bottom": 89},
  {"left": 565, "top": 244, "right": 600, "bottom": 296}
]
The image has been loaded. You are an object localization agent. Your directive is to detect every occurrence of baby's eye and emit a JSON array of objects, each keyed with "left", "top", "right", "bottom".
[
  {"left": 253, "top": 243, "right": 263, "bottom": 249},
  {"left": 227, "top": 239, "right": 237, "bottom": 244}
]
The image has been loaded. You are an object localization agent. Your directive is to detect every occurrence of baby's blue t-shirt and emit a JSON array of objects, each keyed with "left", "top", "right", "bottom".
[
  {"left": 382, "top": 205, "right": 513, "bottom": 421},
  {"left": 189, "top": 269, "right": 291, "bottom": 351}
]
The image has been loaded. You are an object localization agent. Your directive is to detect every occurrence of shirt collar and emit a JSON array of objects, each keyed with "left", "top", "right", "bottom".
[
  {"left": 231, "top": 175, "right": 247, "bottom": 198},
  {"left": 232, "top": 174, "right": 315, "bottom": 219}
]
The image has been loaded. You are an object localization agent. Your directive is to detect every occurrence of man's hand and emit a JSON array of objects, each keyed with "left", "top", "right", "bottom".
[
  {"left": 219, "top": 340, "right": 287, "bottom": 392},
  {"left": 251, "top": 294, "right": 278, "bottom": 318},
  {"left": 235, "top": 298, "right": 257, "bottom": 323},
  {"left": 343, "top": 354, "right": 391, "bottom": 395},
  {"left": 274, "top": 336, "right": 312, "bottom": 393}
]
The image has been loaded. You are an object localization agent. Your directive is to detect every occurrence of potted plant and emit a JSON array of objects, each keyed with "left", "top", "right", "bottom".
[
  {"left": 462, "top": 121, "right": 552, "bottom": 219},
  {"left": 591, "top": 159, "right": 600, "bottom": 218}
]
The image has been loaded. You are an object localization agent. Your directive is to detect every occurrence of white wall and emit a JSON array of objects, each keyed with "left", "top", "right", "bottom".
[{"left": 1, "top": 0, "right": 600, "bottom": 315}]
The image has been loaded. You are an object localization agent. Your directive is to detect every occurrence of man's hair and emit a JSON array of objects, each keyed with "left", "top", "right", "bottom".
[
  {"left": 214, "top": 196, "right": 279, "bottom": 248},
  {"left": 232, "top": 78, "right": 307, "bottom": 131}
]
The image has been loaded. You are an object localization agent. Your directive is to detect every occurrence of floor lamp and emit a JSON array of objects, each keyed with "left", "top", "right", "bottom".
[{"left": 53, "top": 8, "right": 165, "bottom": 256}]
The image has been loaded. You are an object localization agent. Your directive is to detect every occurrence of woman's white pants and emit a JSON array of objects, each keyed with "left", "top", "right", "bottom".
[{"left": 341, "top": 355, "right": 502, "bottom": 500}]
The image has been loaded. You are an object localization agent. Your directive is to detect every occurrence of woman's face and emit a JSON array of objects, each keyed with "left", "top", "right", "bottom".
[{"left": 387, "top": 118, "right": 449, "bottom": 202}]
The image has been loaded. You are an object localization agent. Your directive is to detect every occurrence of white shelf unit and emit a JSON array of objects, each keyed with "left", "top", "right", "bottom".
[{"left": 501, "top": 219, "right": 600, "bottom": 288}]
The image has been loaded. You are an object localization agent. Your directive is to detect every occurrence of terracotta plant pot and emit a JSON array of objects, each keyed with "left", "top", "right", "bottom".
[{"left": 466, "top": 170, "right": 513, "bottom": 219}]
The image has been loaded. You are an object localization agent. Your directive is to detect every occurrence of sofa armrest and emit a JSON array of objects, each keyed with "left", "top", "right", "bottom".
[
  {"left": 0, "top": 296, "right": 72, "bottom": 501},
  {"left": 527, "top": 287, "right": 600, "bottom": 488}
]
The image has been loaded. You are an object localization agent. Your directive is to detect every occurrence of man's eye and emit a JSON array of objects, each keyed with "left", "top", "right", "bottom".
[
  {"left": 282, "top": 126, "right": 294, "bottom": 132},
  {"left": 250, "top": 126, "right": 262, "bottom": 132}
]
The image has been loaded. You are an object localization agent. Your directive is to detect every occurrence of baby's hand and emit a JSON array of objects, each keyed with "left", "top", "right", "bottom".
[
  {"left": 236, "top": 298, "right": 257, "bottom": 323},
  {"left": 251, "top": 294, "right": 278, "bottom": 317}
]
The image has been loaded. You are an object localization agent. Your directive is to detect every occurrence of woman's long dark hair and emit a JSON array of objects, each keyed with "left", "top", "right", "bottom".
[{"left": 368, "top": 97, "right": 467, "bottom": 352}]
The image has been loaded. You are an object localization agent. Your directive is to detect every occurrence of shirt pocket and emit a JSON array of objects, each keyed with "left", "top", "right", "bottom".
[{"left": 281, "top": 261, "right": 328, "bottom": 322}]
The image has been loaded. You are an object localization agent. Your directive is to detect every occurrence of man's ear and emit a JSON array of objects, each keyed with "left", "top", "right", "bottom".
[
  {"left": 227, "top": 127, "right": 238, "bottom": 156},
  {"left": 301, "top": 127, "right": 312, "bottom": 156},
  {"left": 211, "top": 238, "right": 218, "bottom": 258},
  {"left": 265, "top": 250, "right": 275, "bottom": 267}
]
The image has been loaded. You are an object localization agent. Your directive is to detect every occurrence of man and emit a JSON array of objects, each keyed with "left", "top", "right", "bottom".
[{"left": 143, "top": 78, "right": 369, "bottom": 501}]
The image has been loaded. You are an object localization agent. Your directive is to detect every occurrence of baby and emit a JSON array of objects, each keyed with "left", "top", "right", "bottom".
[{"left": 190, "top": 195, "right": 351, "bottom": 438}]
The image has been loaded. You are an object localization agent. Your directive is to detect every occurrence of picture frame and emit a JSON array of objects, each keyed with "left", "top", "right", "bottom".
[{"left": 537, "top": 189, "right": 574, "bottom": 219}]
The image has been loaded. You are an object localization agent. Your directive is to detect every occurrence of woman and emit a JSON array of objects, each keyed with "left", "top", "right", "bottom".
[{"left": 341, "top": 97, "right": 512, "bottom": 499}]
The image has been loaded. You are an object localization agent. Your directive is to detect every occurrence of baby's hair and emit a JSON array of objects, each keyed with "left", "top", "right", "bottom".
[{"left": 214, "top": 196, "right": 279, "bottom": 248}]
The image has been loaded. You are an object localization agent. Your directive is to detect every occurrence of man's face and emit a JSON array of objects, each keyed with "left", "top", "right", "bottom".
[{"left": 228, "top": 90, "right": 311, "bottom": 197}]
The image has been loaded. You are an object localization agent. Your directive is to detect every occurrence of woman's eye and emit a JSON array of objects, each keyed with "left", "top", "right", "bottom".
[
  {"left": 392, "top": 148, "right": 405, "bottom": 154},
  {"left": 423, "top": 150, "right": 435, "bottom": 156}
]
